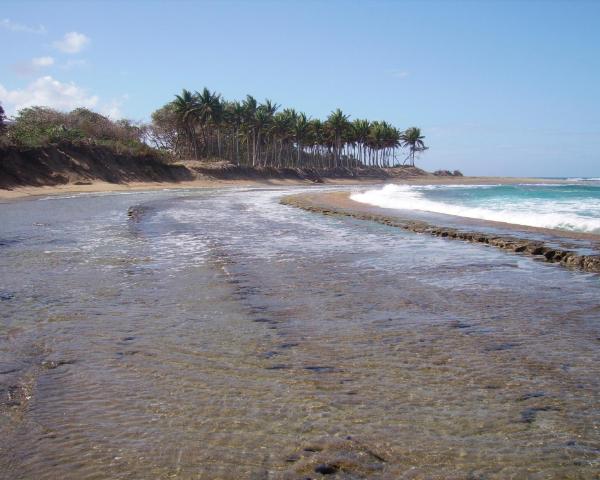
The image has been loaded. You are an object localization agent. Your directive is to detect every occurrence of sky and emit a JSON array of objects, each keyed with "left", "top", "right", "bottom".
[{"left": 1, "top": 0, "right": 599, "bottom": 177}]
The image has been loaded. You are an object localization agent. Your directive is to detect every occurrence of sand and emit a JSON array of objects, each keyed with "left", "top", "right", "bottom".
[{"left": 0, "top": 175, "right": 570, "bottom": 201}]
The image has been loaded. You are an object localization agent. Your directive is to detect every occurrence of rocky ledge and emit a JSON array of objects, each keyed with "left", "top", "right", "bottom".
[{"left": 281, "top": 195, "right": 600, "bottom": 274}]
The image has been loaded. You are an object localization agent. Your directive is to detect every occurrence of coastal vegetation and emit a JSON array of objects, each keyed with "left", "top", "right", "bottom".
[
  {"left": 148, "top": 88, "right": 428, "bottom": 168},
  {"left": 0, "top": 89, "right": 428, "bottom": 172},
  {"left": 0, "top": 106, "right": 154, "bottom": 156}
]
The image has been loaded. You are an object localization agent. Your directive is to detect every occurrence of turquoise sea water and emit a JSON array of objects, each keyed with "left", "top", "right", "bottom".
[{"left": 352, "top": 179, "right": 600, "bottom": 233}]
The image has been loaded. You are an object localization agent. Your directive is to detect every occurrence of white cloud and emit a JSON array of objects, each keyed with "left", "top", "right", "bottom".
[
  {"left": 0, "top": 76, "right": 98, "bottom": 114},
  {"left": 0, "top": 18, "right": 46, "bottom": 34},
  {"left": 52, "top": 32, "right": 90, "bottom": 54},
  {"left": 31, "top": 56, "right": 55, "bottom": 67},
  {"left": 99, "top": 94, "right": 130, "bottom": 119}
]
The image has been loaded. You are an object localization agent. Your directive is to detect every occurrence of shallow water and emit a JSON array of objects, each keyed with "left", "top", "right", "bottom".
[{"left": 0, "top": 187, "right": 599, "bottom": 479}]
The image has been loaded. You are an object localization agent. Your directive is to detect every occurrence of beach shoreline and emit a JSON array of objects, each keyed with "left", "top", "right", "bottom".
[
  {"left": 0, "top": 175, "right": 573, "bottom": 201},
  {"left": 280, "top": 191, "right": 600, "bottom": 273}
]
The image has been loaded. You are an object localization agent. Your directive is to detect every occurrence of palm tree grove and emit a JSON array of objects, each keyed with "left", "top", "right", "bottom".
[{"left": 149, "top": 88, "right": 428, "bottom": 169}]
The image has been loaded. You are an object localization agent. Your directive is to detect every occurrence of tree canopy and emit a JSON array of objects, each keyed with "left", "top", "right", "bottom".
[
  {"left": 0, "top": 90, "right": 428, "bottom": 169},
  {"left": 148, "top": 88, "right": 428, "bottom": 168}
]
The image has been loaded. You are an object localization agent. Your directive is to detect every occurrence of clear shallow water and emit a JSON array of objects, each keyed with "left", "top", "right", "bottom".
[
  {"left": 0, "top": 187, "right": 599, "bottom": 479},
  {"left": 351, "top": 182, "right": 600, "bottom": 233}
]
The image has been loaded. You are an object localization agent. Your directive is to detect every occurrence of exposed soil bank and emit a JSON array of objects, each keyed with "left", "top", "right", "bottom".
[
  {"left": 0, "top": 144, "right": 193, "bottom": 189},
  {"left": 0, "top": 144, "right": 427, "bottom": 190},
  {"left": 281, "top": 192, "right": 600, "bottom": 273}
]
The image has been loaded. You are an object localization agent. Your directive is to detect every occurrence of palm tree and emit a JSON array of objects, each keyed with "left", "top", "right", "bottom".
[
  {"left": 270, "top": 111, "right": 293, "bottom": 166},
  {"left": 223, "top": 101, "right": 245, "bottom": 164},
  {"left": 400, "top": 127, "right": 427, "bottom": 166},
  {"left": 292, "top": 112, "right": 310, "bottom": 167},
  {"left": 172, "top": 89, "right": 201, "bottom": 158},
  {"left": 158, "top": 86, "right": 425, "bottom": 170},
  {"left": 250, "top": 100, "right": 278, "bottom": 166},
  {"left": 194, "top": 88, "right": 223, "bottom": 156},
  {"left": 352, "top": 119, "right": 370, "bottom": 166},
  {"left": 326, "top": 109, "right": 350, "bottom": 168},
  {"left": 241, "top": 95, "right": 258, "bottom": 165}
]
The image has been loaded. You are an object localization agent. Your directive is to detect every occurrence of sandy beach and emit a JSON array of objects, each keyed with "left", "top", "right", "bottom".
[{"left": 0, "top": 175, "right": 571, "bottom": 201}]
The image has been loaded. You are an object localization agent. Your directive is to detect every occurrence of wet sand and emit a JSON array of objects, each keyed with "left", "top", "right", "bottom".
[{"left": 0, "top": 175, "right": 571, "bottom": 201}]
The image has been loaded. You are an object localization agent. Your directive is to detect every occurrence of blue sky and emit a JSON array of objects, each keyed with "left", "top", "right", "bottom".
[{"left": 1, "top": 0, "right": 599, "bottom": 176}]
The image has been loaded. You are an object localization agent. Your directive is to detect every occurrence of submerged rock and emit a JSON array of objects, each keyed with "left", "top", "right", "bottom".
[{"left": 314, "top": 464, "right": 339, "bottom": 475}]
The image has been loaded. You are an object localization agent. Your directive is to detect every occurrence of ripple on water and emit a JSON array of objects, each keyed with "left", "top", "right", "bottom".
[{"left": 0, "top": 186, "right": 598, "bottom": 479}]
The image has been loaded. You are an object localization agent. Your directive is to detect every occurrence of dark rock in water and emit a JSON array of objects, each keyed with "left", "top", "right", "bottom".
[
  {"left": 0, "top": 292, "right": 15, "bottom": 301},
  {"left": 265, "top": 364, "right": 289, "bottom": 370},
  {"left": 0, "top": 367, "right": 21, "bottom": 375},
  {"left": 259, "top": 351, "right": 279, "bottom": 359},
  {"left": 517, "top": 392, "right": 545, "bottom": 401},
  {"left": 315, "top": 464, "right": 339, "bottom": 475},
  {"left": 253, "top": 317, "right": 278, "bottom": 325},
  {"left": 305, "top": 366, "right": 335, "bottom": 373},
  {"left": 433, "top": 169, "right": 463, "bottom": 177},
  {"left": 304, "top": 446, "right": 323, "bottom": 453},
  {"left": 485, "top": 342, "right": 519, "bottom": 352},
  {"left": 117, "top": 336, "right": 136, "bottom": 346},
  {"left": 116, "top": 350, "right": 140, "bottom": 357},
  {"left": 520, "top": 406, "right": 560, "bottom": 423},
  {"left": 127, "top": 205, "right": 154, "bottom": 222},
  {"left": 41, "top": 359, "right": 75, "bottom": 369},
  {"left": 450, "top": 322, "right": 472, "bottom": 329}
]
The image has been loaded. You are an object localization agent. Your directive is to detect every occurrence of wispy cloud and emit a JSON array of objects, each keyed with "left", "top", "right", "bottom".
[
  {"left": 0, "top": 76, "right": 98, "bottom": 114},
  {"left": 0, "top": 18, "right": 46, "bottom": 34},
  {"left": 11, "top": 56, "right": 56, "bottom": 76},
  {"left": 31, "top": 56, "right": 55, "bottom": 67},
  {"left": 52, "top": 32, "right": 90, "bottom": 54}
]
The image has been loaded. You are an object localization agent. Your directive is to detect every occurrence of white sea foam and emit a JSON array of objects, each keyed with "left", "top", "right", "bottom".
[{"left": 351, "top": 184, "right": 600, "bottom": 233}]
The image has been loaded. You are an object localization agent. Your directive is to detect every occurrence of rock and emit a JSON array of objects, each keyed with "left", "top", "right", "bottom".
[
  {"left": 314, "top": 464, "right": 339, "bottom": 475},
  {"left": 41, "top": 359, "right": 75, "bottom": 369},
  {"left": 0, "top": 292, "right": 14, "bottom": 301},
  {"left": 517, "top": 392, "right": 545, "bottom": 401},
  {"left": 485, "top": 342, "right": 519, "bottom": 352},
  {"left": 265, "top": 364, "right": 290, "bottom": 370},
  {"left": 304, "top": 366, "right": 335, "bottom": 373},
  {"left": 519, "top": 406, "right": 560, "bottom": 423}
]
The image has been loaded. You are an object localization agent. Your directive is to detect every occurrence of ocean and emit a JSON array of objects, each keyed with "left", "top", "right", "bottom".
[{"left": 351, "top": 179, "right": 600, "bottom": 233}]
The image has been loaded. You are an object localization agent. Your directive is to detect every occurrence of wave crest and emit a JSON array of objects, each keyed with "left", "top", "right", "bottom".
[{"left": 350, "top": 184, "right": 600, "bottom": 233}]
